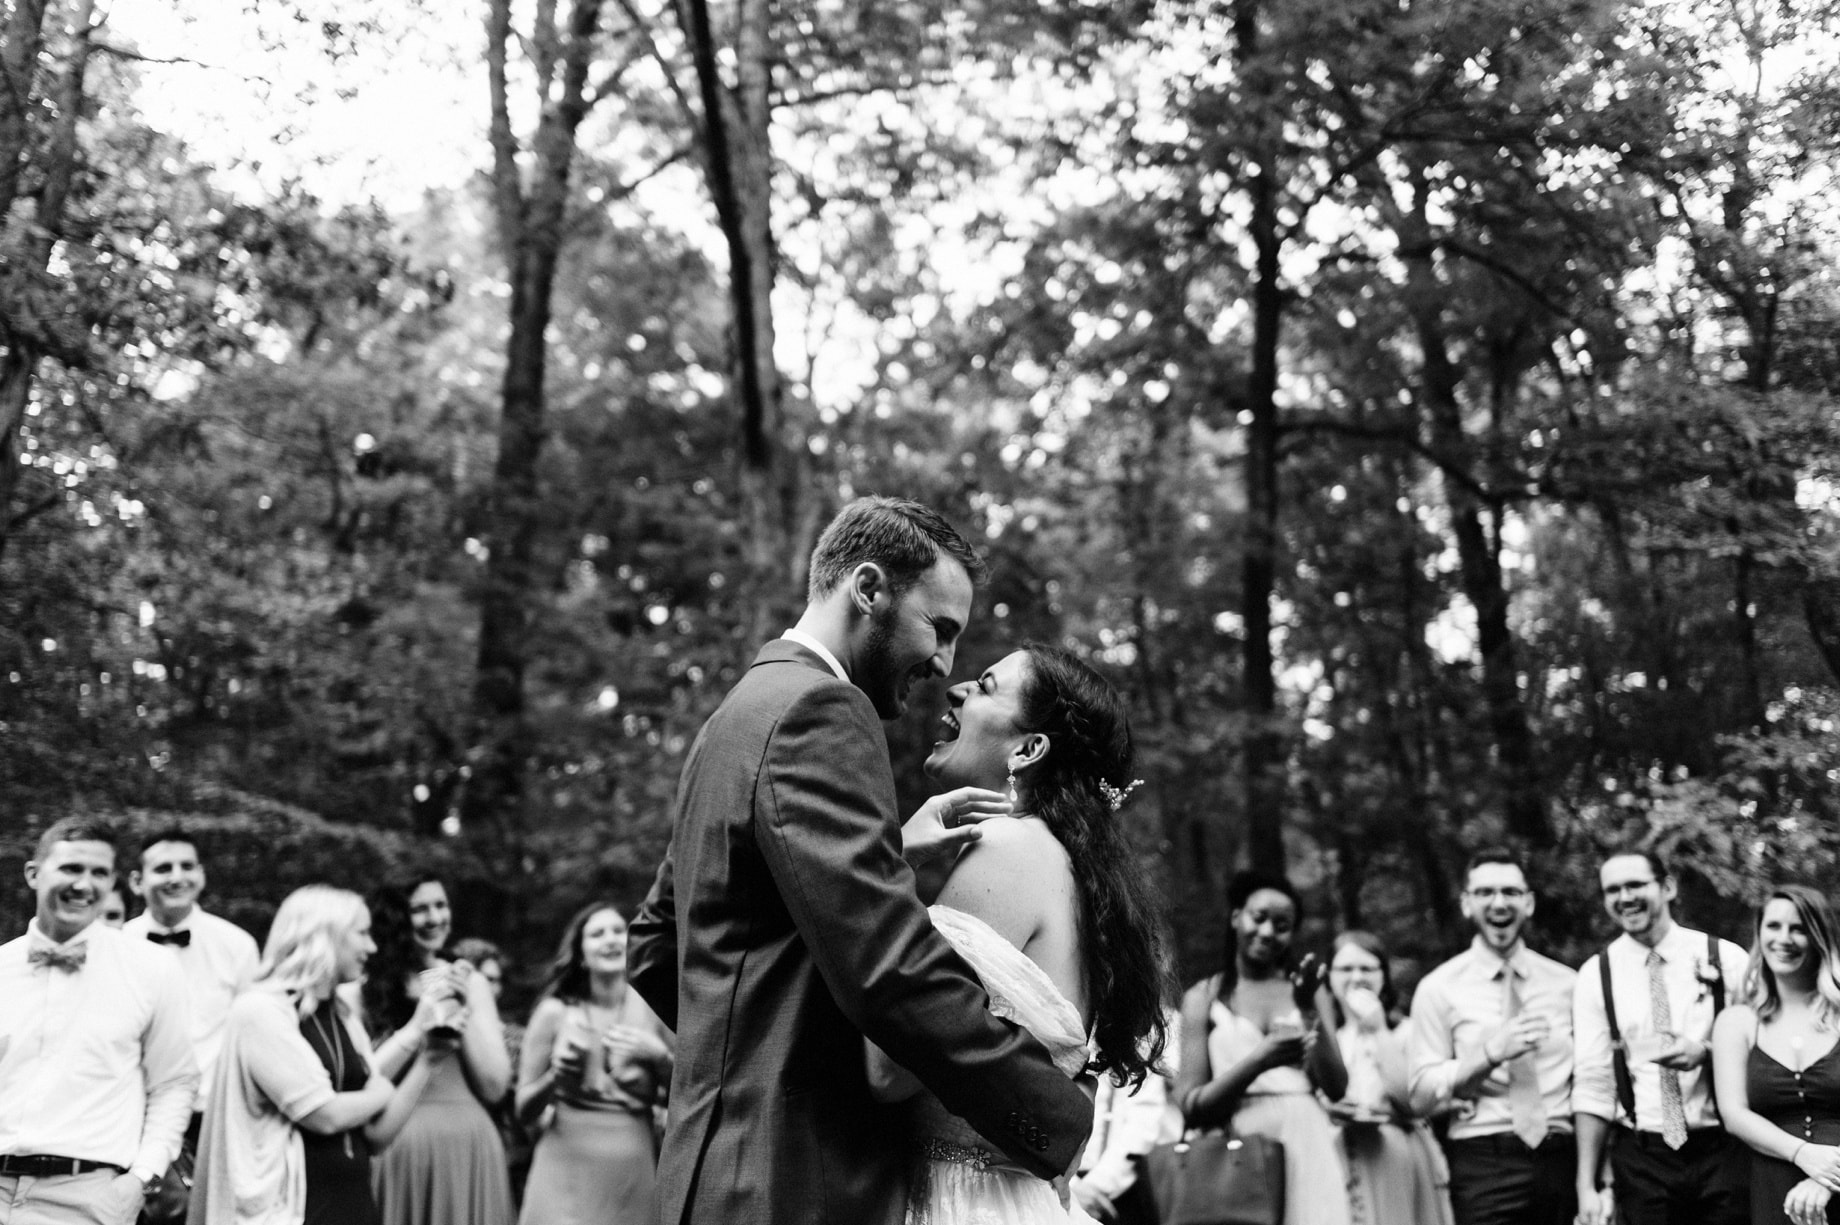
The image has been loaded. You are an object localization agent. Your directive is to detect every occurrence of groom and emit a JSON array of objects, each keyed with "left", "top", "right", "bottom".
[{"left": 628, "top": 495, "right": 1093, "bottom": 1225}]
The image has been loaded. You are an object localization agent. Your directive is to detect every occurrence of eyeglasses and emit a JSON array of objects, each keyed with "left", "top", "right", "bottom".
[{"left": 1467, "top": 887, "right": 1529, "bottom": 901}]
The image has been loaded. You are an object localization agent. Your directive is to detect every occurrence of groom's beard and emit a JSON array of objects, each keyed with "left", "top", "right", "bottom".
[{"left": 860, "top": 606, "right": 904, "bottom": 718}]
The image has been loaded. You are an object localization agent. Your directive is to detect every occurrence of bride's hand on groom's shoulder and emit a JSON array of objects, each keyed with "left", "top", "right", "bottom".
[{"left": 900, "top": 787, "right": 1013, "bottom": 867}]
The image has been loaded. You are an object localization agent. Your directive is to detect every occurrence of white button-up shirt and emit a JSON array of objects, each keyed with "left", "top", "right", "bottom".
[
  {"left": 780, "top": 628, "right": 848, "bottom": 681},
  {"left": 124, "top": 906, "right": 260, "bottom": 1100},
  {"left": 0, "top": 920, "right": 199, "bottom": 1173},
  {"left": 1408, "top": 937, "right": 1578, "bottom": 1140},
  {"left": 1572, "top": 923, "right": 1748, "bottom": 1132}
]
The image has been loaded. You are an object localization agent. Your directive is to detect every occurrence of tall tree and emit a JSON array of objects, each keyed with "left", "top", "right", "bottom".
[
  {"left": 464, "top": 0, "right": 612, "bottom": 832},
  {"left": 0, "top": 0, "right": 98, "bottom": 567}
]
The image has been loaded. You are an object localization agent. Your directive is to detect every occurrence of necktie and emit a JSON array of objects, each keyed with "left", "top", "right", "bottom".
[
  {"left": 1646, "top": 949, "right": 1689, "bottom": 1148},
  {"left": 1504, "top": 967, "right": 1547, "bottom": 1148},
  {"left": 27, "top": 943, "right": 87, "bottom": 972},
  {"left": 147, "top": 929, "right": 192, "bottom": 948}
]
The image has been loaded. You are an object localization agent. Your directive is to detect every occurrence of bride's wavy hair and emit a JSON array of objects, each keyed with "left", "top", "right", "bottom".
[
  {"left": 1742, "top": 884, "right": 1840, "bottom": 1028},
  {"left": 1014, "top": 642, "right": 1171, "bottom": 1087}
]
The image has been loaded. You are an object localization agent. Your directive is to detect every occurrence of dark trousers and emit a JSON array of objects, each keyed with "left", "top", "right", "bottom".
[
  {"left": 1447, "top": 1131, "right": 1578, "bottom": 1225},
  {"left": 1608, "top": 1127, "right": 1748, "bottom": 1225}
]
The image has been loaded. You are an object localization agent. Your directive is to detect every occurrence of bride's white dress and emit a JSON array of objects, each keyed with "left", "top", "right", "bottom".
[{"left": 903, "top": 905, "right": 1094, "bottom": 1225}]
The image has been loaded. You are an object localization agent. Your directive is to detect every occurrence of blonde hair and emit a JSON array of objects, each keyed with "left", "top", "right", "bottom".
[
  {"left": 1742, "top": 884, "right": 1840, "bottom": 1030},
  {"left": 259, "top": 885, "right": 368, "bottom": 1017}
]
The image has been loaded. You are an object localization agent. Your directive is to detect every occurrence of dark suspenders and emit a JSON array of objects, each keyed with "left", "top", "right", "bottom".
[{"left": 1600, "top": 931, "right": 1726, "bottom": 1124}]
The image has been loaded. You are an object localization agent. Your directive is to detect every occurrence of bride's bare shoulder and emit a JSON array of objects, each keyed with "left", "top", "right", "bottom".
[{"left": 934, "top": 817, "right": 1073, "bottom": 945}]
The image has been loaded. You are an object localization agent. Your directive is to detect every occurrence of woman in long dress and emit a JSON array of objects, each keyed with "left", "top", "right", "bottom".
[
  {"left": 190, "top": 885, "right": 434, "bottom": 1225},
  {"left": 1174, "top": 873, "right": 1353, "bottom": 1225},
  {"left": 1324, "top": 931, "right": 1453, "bottom": 1225},
  {"left": 516, "top": 902, "right": 672, "bottom": 1225},
  {"left": 1711, "top": 884, "right": 1840, "bottom": 1225},
  {"left": 871, "top": 643, "right": 1171, "bottom": 1225},
  {"left": 365, "top": 878, "right": 514, "bottom": 1225}
]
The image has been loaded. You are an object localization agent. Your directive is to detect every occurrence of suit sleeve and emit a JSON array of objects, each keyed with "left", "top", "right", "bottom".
[
  {"left": 755, "top": 684, "right": 1093, "bottom": 1179},
  {"left": 627, "top": 843, "right": 679, "bottom": 1032}
]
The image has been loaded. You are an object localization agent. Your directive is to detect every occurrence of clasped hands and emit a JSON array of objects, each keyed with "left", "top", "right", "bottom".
[{"left": 410, "top": 963, "right": 471, "bottom": 1048}]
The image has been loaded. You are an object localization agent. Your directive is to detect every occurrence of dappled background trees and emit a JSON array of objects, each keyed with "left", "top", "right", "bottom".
[{"left": 4, "top": 0, "right": 1839, "bottom": 997}]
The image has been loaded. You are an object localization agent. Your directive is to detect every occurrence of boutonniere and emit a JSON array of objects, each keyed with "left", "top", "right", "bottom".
[{"left": 1693, "top": 956, "right": 1721, "bottom": 1002}]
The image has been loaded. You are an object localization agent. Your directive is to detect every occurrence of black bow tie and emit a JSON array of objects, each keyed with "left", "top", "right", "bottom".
[{"left": 147, "top": 929, "right": 192, "bottom": 948}]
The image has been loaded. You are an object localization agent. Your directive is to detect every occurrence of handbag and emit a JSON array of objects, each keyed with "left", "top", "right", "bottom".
[
  {"left": 1131, "top": 1130, "right": 1285, "bottom": 1225},
  {"left": 138, "top": 1143, "right": 192, "bottom": 1225}
]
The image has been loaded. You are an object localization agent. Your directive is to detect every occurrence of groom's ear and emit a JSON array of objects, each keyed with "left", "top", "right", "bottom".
[{"left": 847, "top": 563, "right": 889, "bottom": 617}]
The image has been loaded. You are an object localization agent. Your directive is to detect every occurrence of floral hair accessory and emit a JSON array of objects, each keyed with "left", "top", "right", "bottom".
[{"left": 1099, "top": 778, "right": 1144, "bottom": 812}]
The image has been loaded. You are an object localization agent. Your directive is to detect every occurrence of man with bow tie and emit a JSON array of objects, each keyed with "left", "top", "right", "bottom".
[
  {"left": 0, "top": 817, "right": 198, "bottom": 1225},
  {"left": 121, "top": 828, "right": 257, "bottom": 1223}
]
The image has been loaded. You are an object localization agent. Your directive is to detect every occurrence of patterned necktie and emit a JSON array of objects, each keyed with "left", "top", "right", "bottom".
[
  {"left": 147, "top": 929, "right": 192, "bottom": 948},
  {"left": 27, "top": 943, "right": 87, "bottom": 972},
  {"left": 1504, "top": 967, "right": 1547, "bottom": 1148},
  {"left": 1646, "top": 949, "right": 1689, "bottom": 1148}
]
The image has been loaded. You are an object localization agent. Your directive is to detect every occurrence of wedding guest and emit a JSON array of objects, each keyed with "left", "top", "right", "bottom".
[
  {"left": 1709, "top": 884, "right": 1840, "bottom": 1225},
  {"left": 1408, "top": 847, "right": 1577, "bottom": 1225},
  {"left": 1175, "top": 871, "right": 1352, "bottom": 1225},
  {"left": 102, "top": 882, "right": 131, "bottom": 928},
  {"left": 450, "top": 937, "right": 531, "bottom": 1202},
  {"left": 516, "top": 903, "right": 672, "bottom": 1225},
  {"left": 0, "top": 817, "right": 198, "bottom": 1225},
  {"left": 450, "top": 938, "right": 506, "bottom": 1003},
  {"left": 365, "top": 878, "right": 513, "bottom": 1225},
  {"left": 1327, "top": 930, "right": 1454, "bottom": 1225},
  {"left": 1070, "top": 1017, "right": 1181, "bottom": 1224},
  {"left": 1572, "top": 849, "right": 1748, "bottom": 1225},
  {"left": 125, "top": 827, "right": 260, "bottom": 1220},
  {"left": 189, "top": 886, "right": 436, "bottom": 1225}
]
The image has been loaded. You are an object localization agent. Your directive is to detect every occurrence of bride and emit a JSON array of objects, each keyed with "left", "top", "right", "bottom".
[{"left": 872, "top": 643, "right": 1170, "bottom": 1224}]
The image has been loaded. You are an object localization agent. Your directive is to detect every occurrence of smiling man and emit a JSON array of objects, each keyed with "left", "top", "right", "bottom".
[
  {"left": 626, "top": 495, "right": 1094, "bottom": 1225},
  {"left": 1572, "top": 849, "right": 1750, "bottom": 1225},
  {"left": 0, "top": 817, "right": 198, "bottom": 1225},
  {"left": 122, "top": 827, "right": 258, "bottom": 1222},
  {"left": 1409, "top": 847, "right": 1579, "bottom": 1225}
]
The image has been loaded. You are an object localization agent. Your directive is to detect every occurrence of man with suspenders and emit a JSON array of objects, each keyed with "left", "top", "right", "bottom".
[{"left": 1573, "top": 849, "right": 1750, "bottom": 1225}]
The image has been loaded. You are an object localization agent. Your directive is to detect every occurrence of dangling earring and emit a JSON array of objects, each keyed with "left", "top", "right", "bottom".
[{"left": 1006, "top": 770, "right": 1018, "bottom": 805}]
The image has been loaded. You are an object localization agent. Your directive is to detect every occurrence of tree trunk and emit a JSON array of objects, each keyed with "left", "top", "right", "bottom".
[
  {"left": 1234, "top": 0, "right": 1287, "bottom": 877},
  {"left": 1397, "top": 170, "right": 1549, "bottom": 847},
  {"left": 463, "top": 0, "right": 606, "bottom": 834},
  {"left": 0, "top": 0, "right": 97, "bottom": 570},
  {"left": 0, "top": 0, "right": 51, "bottom": 221},
  {"left": 677, "top": 0, "right": 795, "bottom": 641}
]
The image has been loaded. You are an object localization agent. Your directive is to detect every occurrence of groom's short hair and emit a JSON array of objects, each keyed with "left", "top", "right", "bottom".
[{"left": 807, "top": 496, "right": 987, "bottom": 601}]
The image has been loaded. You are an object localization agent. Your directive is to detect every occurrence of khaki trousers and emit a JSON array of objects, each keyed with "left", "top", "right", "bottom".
[{"left": 0, "top": 1172, "right": 141, "bottom": 1225}]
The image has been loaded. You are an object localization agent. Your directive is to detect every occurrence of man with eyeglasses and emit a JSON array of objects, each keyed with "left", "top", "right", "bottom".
[
  {"left": 1572, "top": 849, "right": 1748, "bottom": 1225},
  {"left": 1409, "top": 847, "right": 1578, "bottom": 1225}
]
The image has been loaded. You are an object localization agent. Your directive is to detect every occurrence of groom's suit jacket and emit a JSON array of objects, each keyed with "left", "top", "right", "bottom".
[{"left": 628, "top": 639, "right": 1093, "bottom": 1225}]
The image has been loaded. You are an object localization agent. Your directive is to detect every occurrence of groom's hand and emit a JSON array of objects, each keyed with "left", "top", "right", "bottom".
[{"left": 901, "top": 787, "right": 1012, "bottom": 867}]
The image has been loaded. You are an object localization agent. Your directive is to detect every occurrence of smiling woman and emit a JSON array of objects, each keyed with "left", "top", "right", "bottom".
[
  {"left": 515, "top": 903, "right": 672, "bottom": 1225},
  {"left": 1711, "top": 886, "right": 1840, "bottom": 1225},
  {"left": 365, "top": 877, "right": 513, "bottom": 1225}
]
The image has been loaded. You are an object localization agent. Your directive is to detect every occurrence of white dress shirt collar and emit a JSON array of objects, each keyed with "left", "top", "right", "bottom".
[
  {"left": 26, "top": 916, "right": 96, "bottom": 950},
  {"left": 780, "top": 628, "right": 849, "bottom": 682},
  {"left": 144, "top": 907, "right": 198, "bottom": 935}
]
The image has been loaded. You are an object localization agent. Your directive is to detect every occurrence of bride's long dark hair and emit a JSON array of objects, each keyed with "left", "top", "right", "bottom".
[{"left": 1016, "top": 643, "right": 1171, "bottom": 1087}]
